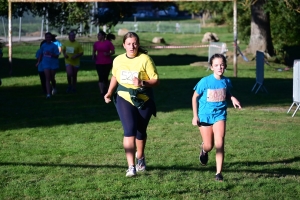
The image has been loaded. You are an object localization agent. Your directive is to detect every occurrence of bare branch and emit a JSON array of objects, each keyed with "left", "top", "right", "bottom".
[{"left": 284, "top": 0, "right": 300, "bottom": 13}]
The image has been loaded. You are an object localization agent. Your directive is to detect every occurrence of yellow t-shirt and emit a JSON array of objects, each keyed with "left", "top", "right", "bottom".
[
  {"left": 62, "top": 40, "right": 83, "bottom": 66},
  {"left": 112, "top": 53, "right": 159, "bottom": 105}
]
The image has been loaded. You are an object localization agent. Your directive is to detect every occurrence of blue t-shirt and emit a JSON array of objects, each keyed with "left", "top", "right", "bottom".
[
  {"left": 53, "top": 40, "right": 62, "bottom": 55},
  {"left": 35, "top": 49, "right": 43, "bottom": 72},
  {"left": 193, "top": 74, "right": 232, "bottom": 123},
  {"left": 40, "top": 42, "right": 60, "bottom": 70}
]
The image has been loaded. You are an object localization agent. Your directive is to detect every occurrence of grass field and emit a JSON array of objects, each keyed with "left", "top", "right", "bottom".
[{"left": 0, "top": 31, "right": 300, "bottom": 199}]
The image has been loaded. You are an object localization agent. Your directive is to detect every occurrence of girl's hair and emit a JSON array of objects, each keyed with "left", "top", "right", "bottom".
[
  {"left": 106, "top": 33, "right": 116, "bottom": 41},
  {"left": 98, "top": 30, "right": 107, "bottom": 37},
  {"left": 69, "top": 31, "right": 76, "bottom": 36},
  {"left": 45, "top": 32, "right": 52, "bottom": 37},
  {"left": 123, "top": 32, "right": 148, "bottom": 54},
  {"left": 209, "top": 53, "right": 227, "bottom": 69},
  {"left": 40, "top": 40, "right": 47, "bottom": 47},
  {"left": 51, "top": 34, "right": 57, "bottom": 42}
]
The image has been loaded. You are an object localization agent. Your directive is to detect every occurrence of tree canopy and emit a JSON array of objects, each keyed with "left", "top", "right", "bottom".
[
  {"left": 177, "top": 0, "right": 300, "bottom": 63},
  {"left": 0, "top": 2, "right": 174, "bottom": 34}
]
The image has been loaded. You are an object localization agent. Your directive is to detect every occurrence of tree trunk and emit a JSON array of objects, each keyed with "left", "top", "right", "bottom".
[
  {"left": 202, "top": 11, "right": 210, "bottom": 27},
  {"left": 247, "top": 0, "right": 275, "bottom": 56},
  {"left": 191, "top": 13, "right": 194, "bottom": 19}
]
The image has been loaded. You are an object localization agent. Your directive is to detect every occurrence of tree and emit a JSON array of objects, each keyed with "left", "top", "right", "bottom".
[
  {"left": 1, "top": 2, "right": 93, "bottom": 34},
  {"left": 94, "top": 2, "right": 136, "bottom": 29},
  {"left": 176, "top": 2, "right": 227, "bottom": 26},
  {"left": 247, "top": 0, "right": 275, "bottom": 56},
  {"left": 241, "top": 0, "right": 300, "bottom": 64},
  {"left": 30, "top": 3, "right": 91, "bottom": 34}
]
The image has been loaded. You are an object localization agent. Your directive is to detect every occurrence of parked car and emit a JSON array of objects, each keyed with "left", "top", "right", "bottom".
[
  {"left": 158, "top": 6, "right": 178, "bottom": 17},
  {"left": 133, "top": 10, "right": 154, "bottom": 18}
]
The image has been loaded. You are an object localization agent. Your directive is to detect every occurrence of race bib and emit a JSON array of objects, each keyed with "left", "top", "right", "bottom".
[
  {"left": 66, "top": 47, "right": 74, "bottom": 54},
  {"left": 120, "top": 70, "right": 139, "bottom": 84},
  {"left": 207, "top": 88, "right": 226, "bottom": 102}
]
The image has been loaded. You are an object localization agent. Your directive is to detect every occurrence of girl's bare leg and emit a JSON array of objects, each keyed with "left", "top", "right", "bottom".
[
  {"left": 212, "top": 120, "right": 226, "bottom": 174},
  {"left": 199, "top": 126, "right": 214, "bottom": 152}
]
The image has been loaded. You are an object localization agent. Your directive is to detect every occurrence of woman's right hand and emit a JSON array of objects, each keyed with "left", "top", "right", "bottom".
[{"left": 104, "top": 93, "right": 112, "bottom": 103}]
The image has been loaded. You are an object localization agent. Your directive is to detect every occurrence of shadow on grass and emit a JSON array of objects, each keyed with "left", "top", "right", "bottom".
[
  {"left": 0, "top": 156, "right": 299, "bottom": 176},
  {"left": 0, "top": 75, "right": 293, "bottom": 131}
]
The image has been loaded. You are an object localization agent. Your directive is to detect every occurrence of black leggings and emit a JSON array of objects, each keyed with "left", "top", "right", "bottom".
[
  {"left": 116, "top": 95, "right": 155, "bottom": 140},
  {"left": 38, "top": 71, "right": 47, "bottom": 93},
  {"left": 95, "top": 64, "right": 112, "bottom": 83}
]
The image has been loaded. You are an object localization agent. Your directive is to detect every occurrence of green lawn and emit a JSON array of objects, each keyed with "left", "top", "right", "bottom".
[{"left": 0, "top": 32, "right": 299, "bottom": 199}]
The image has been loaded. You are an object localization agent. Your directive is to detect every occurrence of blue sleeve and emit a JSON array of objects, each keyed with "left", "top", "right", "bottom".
[
  {"left": 35, "top": 49, "right": 41, "bottom": 59},
  {"left": 193, "top": 78, "right": 206, "bottom": 96},
  {"left": 225, "top": 77, "right": 233, "bottom": 92},
  {"left": 54, "top": 40, "right": 62, "bottom": 47}
]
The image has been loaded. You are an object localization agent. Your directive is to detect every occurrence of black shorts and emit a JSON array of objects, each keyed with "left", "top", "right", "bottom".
[{"left": 197, "top": 122, "right": 213, "bottom": 127}]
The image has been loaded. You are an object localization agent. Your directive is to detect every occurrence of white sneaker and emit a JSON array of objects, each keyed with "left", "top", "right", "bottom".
[
  {"left": 126, "top": 165, "right": 136, "bottom": 177},
  {"left": 136, "top": 152, "right": 146, "bottom": 172},
  {"left": 52, "top": 88, "right": 57, "bottom": 95},
  {"left": 136, "top": 157, "right": 146, "bottom": 172}
]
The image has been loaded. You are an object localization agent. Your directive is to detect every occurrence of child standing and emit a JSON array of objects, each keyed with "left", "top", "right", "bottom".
[{"left": 192, "top": 53, "right": 241, "bottom": 181}]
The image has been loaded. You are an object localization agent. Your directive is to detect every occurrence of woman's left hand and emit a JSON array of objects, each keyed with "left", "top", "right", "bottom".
[{"left": 133, "top": 77, "right": 142, "bottom": 87}]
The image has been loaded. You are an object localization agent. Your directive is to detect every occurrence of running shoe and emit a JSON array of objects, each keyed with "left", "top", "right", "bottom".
[
  {"left": 215, "top": 173, "right": 223, "bottom": 181},
  {"left": 52, "top": 88, "right": 57, "bottom": 95},
  {"left": 66, "top": 86, "right": 72, "bottom": 93},
  {"left": 46, "top": 94, "right": 51, "bottom": 99},
  {"left": 199, "top": 143, "right": 208, "bottom": 165},
  {"left": 126, "top": 165, "right": 137, "bottom": 177},
  {"left": 136, "top": 157, "right": 146, "bottom": 172}
]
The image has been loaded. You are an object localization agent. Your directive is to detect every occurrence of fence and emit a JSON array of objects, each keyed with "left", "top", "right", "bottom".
[
  {"left": 0, "top": 16, "right": 201, "bottom": 41},
  {"left": 114, "top": 21, "right": 201, "bottom": 34},
  {"left": 0, "top": 15, "right": 99, "bottom": 42}
]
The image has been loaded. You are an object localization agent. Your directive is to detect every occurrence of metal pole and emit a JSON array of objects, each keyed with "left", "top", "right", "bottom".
[
  {"left": 8, "top": 1, "right": 12, "bottom": 68},
  {"left": 80, "top": 22, "right": 82, "bottom": 36},
  {"left": 18, "top": 17, "right": 22, "bottom": 42},
  {"left": 95, "top": 2, "right": 99, "bottom": 33},
  {"left": 2, "top": 17, "right": 7, "bottom": 42},
  {"left": 46, "top": 9, "right": 48, "bottom": 32},
  {"left": 61, "top": 25, "right": 63, "bottom": 37},
  {"left": 41, "top": 7, "right": 45, "bottom": 38},
  {"left": 233, "top": 0, "right": 237, "bottom": 77},
  {"left": 41, "top": 17, "right": 44, "bottom": 39},
  {"left": 90, "top": 2, "right": 94, "bottom": 36}
]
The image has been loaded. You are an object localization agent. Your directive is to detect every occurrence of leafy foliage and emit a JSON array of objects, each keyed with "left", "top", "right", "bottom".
[
  {"left": 30, "top": 3, "right": 91, "bottom": 34},
  {"left": 94, "top": 2, "right": 173, "bottom": 29},
  {"left": 176, "top": 1, "right": 227, "bottom": 16},
  {"left": 94, "top": 3, "right": 135, "bottom": 29}
]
